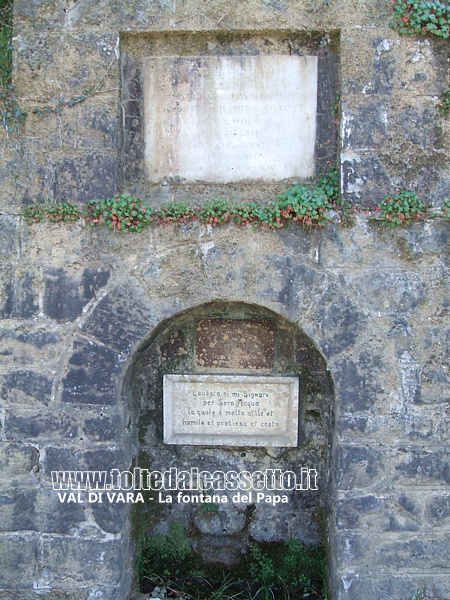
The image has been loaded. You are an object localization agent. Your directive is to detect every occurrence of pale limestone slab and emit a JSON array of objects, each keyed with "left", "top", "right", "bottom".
[
  {"left": 163, "top": 374, "right": 299, "bottom": 447},
  {"left": 144, "top": 55, "right": 318, "bottom": 182}
]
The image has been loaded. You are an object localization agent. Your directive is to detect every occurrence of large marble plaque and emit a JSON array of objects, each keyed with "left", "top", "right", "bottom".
[
  {"left": 144, "top": 55, "right": 318, "bottom": 182},
  {"left": 163, "top": 374, "right": 299, "bottom": 447}
]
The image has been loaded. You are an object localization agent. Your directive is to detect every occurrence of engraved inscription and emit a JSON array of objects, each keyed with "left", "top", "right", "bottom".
[
  {"left": 164, "top": 375, "right": 299, "bottom": 447},
  {"left": 144, "top": 55, "right": 318, "bottom": 182}
]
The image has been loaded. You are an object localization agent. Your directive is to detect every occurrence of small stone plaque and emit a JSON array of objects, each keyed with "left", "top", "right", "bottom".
[
  {"left": 144, "top": 55, "right": 318, "bottom": 182},
  {"left": 163, "top": 374, "right": 299, "bottom": 447},
  {"left": 196, "top": 319, "right": 275, "bottom": 369}
]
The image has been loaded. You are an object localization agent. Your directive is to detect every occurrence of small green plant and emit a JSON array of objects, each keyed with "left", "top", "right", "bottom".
[
  {"left": 370, "top": 190, "right": 430, "bottom": 226},
  {"left": 23, "top": 204, "right": 47, "bottom": 225},
  {"left": 199, "top": 197, "right": 231, "bottom": 226},
  {"left": 84, "top": 194, "right": 154, "bottom": 232},
  {"left": 438, "top": 87, "right": 450, "bottom": 118},
  {"left": 442, "top": 198, "right": 450, "bottom": 218},
  {"left": 157, "top": 200, "right": 199, "bottom": 224},
  {"left": 0, "top": 88, "right": 27, "bottom": 132},
  {"left": 137, "top": 521, "right": 193, "bottom": 587},
  {"left": 46, "top": 201, "right": 81, "bottom": 223},
  {"left": 22, "top": 202, "right": 80, "bottom": 225},
  {"left": 0, "top": 0, "right": 12, "bottom": 88},
  {"left": 390, "top": 0, "right": 450, "bottom": 38},
  {"left": 276, "top": 183, "right": 331, "bottom": 228},
  {"left": 248, "top": 540, "right": 325, "bottom": 599}
]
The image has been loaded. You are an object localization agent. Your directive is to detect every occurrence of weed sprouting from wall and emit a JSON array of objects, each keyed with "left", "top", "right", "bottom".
[
  {"left": 0, "top": 0, "right": 12, "bottom": 88},
  {"left": 136, "top": 521, "right": 326, "bottom": 599}
]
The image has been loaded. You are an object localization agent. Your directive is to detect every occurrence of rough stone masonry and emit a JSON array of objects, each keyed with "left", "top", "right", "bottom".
[{"left": 0, "top": 1, "right": 449, "bottom": 599}]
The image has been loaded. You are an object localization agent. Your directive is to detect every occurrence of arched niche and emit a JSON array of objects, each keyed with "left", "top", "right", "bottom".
[{"left": 121, "top": 301, "right": 336, "bottom": 596}]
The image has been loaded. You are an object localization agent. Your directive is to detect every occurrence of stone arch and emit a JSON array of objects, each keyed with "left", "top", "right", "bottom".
[{"left": 118, "top": 299, "right": 336, "bottom": 597}]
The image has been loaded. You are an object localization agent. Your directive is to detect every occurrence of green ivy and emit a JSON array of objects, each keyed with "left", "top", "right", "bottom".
[{"left": 390, "top": 0, "right": 450, "bottom": 38}]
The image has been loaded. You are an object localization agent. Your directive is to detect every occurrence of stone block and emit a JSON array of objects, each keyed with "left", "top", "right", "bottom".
[
  {"left": 419, "top": 327, "right": 450, "bottom": 404},
  {"left": 341, "top": 100, "right": 390, "bottom": 152},
  {"left": 196, "top": 319, "right": 275, "bottom": 369},
  {"left": 44, "top": 446, "right": 125, "bottom": 475},
  {"left": 425, "top": 493, "right": 450, "bottom": 525},
  {"left": 14, "top": 330, "right": 60, "bottom": 349},
  {"left": 393, "top": 447, "right": 450, "bottom": 486},
  {"left": 81, "top": 280, "right": 156, "bottom": 354},
  {"left": 304, "top": 283, "right": 371, "bottom": 357},
  {"left": 62, "top": 337, "right": 120, "bottom": 405},
  {"left": 1, "top": 370, "right": 53, "bottom": 406},
  {"left": 41, "top": 537, "right": 125, "bottom": 585},
  {"left": 0, "top": 217, "right": 18, "bottom": 260},
  {"left": 0, "top": 266, "right": 39, "bottom": 319},
  {"left": 338, "top": 574, "right": 448, "bottom": 600},
  {"left": 333, "top": 346, "right": 389, "bottom": 413},
  {"left": 378, "top": 537, "right": 450, "bottom": 570},
  {"left": 82, "top": 413, "right": 122, "bottom": 442},
  {"left": 90, "top": 499, "right": 129, "bottom": 534},
  {"left": 338, "top": 445, "right": 385, "bottom": 490},
  {"left": 43, "top": 267, "right": 110, "bottom": 322},
  {"left": 32, "top": 152, "right": 118, "bottom": 204},
  {"left": 0, "top": 442, "right": 39, "bottom": 480},
  {"left": 338, "top": 407, "right": 449, "bottom": 445},
  {"left": 337, "top": 494, "right": 422, "bottom": 532},
  {"left": 0, "top": 533, "right": 39, "bottom": 586},
  {"left": 0, "top": 487, "right": 86, "bottom": 534},
  {"left": 4, "top": 410, "right": 78, "bottom": 441},
  {"left": 341, "top": 152, "right": 391, "bottom": 202}
]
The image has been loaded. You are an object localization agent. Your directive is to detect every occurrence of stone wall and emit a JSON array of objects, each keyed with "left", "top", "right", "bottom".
[
  {"left": 1, "top": 219, "right": 449, "bottom": 599},
  {"left": 0, "top": 1, "right": 449, "bottom": 599}
]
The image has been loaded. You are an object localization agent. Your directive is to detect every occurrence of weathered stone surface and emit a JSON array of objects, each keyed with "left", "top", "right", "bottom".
[
  {"left": 90, "top": 499, "right": 129, "bottom": 534},
  {"left": 338, "top": 445, "right": 386, "bottom": 490},
  {"left": 0, "top": 487, "right": 86, "bottom": 534},
  {"left": 0, "top": 267, "right": 39, "bottom": 319},
  {"left": 196, "top": 319, "right": 275, "bottom": 369},
  {"left": 339, "top": 574, "right": 449, "bottom": 600},
  {"left": 0, "top": 443, "right": 39, "bottom": 480},
  {"left": 43, "top": 267, "right": 109, "bottom": 322},
  {"left": 1, "top": 370, "right": 53, "bottom": 406},
  {"left": 0, "top": 216, "right": 18, "bottom": 260},
  {"left": 81, "top": 280, "right": 156, "bottom": 354},
  {"left": 62, "top": 337, "right": 120, "bottom": 405},
  {"left": 4, "top": 410, "right": 78, "bottom": 441},
  {"left": 393, "top": 447, "right": 450, "bottom": 486},
  {"left": 426, "top": 493, "right": 450, "bottom": 524},
  {"left": 41, "top": 537, "right": 125, "bottom": 584},
  {"left": 0, "top": 533, "right": 39, "bottom": 585},
  {"left": 82, "top": 413, "right": 122, "bottom": 442}
]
